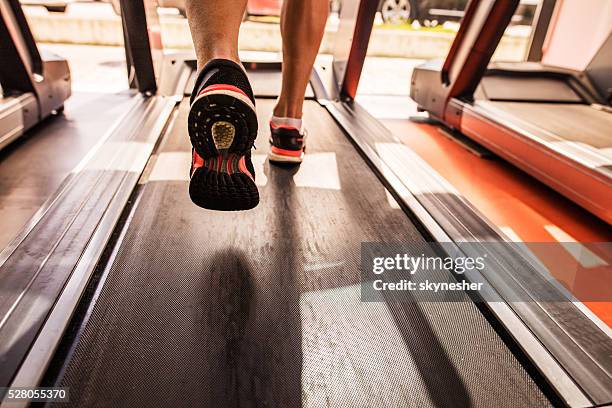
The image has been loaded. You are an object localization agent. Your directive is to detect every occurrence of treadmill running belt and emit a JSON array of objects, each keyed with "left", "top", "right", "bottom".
[{"left": 50, "top": 99, "right": 550, "bottom": 407}]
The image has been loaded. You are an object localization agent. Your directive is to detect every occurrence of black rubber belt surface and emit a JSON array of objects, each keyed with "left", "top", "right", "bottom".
[{"left": 52, "top": 99, "right": 550, "bottom": 408}]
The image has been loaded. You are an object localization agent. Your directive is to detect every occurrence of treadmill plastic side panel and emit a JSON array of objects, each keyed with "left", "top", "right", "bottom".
[{"left": 0, "top": 94, "right": 35, "bottom": 151}]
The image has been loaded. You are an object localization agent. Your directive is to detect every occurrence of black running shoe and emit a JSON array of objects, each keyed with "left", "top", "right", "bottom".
[
  {"left": 188, "top": 59, "right": 259, "bottom": 211},
  {"left": 268, "top": 122, "right": 306, "bottom": 164}
]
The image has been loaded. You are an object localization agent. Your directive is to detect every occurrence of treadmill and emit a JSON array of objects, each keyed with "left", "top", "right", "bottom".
[
  {"left": 410, "top": 0, "right": 612, "bottom": 224},
  {"left": 0, "top": 0, "right": 609, "bottom": 407},
  {"left": 0, "top": 0, "right": 71, "bottom": 151}
]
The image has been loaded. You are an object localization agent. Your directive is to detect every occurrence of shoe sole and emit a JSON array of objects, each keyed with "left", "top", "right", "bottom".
[
  {"left": 189, "top": 154, "right": 259, "bottom": 211},
  {"left": 188, "top": 89, "right": 259, "bottom": 211}
]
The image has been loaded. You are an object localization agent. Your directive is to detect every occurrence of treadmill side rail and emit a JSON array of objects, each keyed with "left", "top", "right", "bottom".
[
  {"left": 332, "top": 0, "right": 378, "bottom": 100},
  {"left": 36, "top": 50, "right": 72, "bottom": 119},
  {"left": 0, "top": 93, "right": 36, "bottom": 150},
  {"left": 119, "top": 0, "right": 162, "bottom": 94},
  {"left": 324, "top": 98, "right": 598, "bottom": 407},
  {"left": 0, "top": 95, "right": 177, "bottom": 391}
]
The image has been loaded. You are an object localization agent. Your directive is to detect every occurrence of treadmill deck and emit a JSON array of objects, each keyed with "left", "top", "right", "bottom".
[
  {"left": 48, "top": 99, "right": 550, "bottom": 407},
  {"left": 461, "top": 100, "right": 612, "bottom": 223}
]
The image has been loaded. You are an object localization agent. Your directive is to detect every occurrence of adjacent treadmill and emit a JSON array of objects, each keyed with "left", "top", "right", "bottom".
[
  {"left": 0, "top": 0, "right": 71, "bottom": 151},
  {"left": 0, "top": 0, "right": 610, "bottom": 407},
  {"left": 410, "top": 0, "right": 612, "bottom": 224}
]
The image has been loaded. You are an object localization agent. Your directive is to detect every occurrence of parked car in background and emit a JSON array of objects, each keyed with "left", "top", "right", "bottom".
[
  {"left": 379, "top": 0, "right": 413, "bottom": 24},
  {"left": 25, "top": 0, "right": 536, "bottom": 27},
  {"left": 379, "top": 0, "right": 538, "bottom": 25}
]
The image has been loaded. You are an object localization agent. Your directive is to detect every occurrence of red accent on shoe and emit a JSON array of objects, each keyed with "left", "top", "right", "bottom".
[
  {"left": 192, "top": 150, "right": 253, "bottom": 180},
  {"left": 191, "top": 151, "right": 204, "bottom": 177},
  {"left": 271, "top": 146, "right": 303, "bottom": 157},
  {"left": 193, "top": 150, "right": 204, "bottom": 168},
  {"left": 238, "top": 156, "right": 254, "bottom": 181},
  {"left": 198, "top": 84, "right": 250, "bottom": 99}
]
